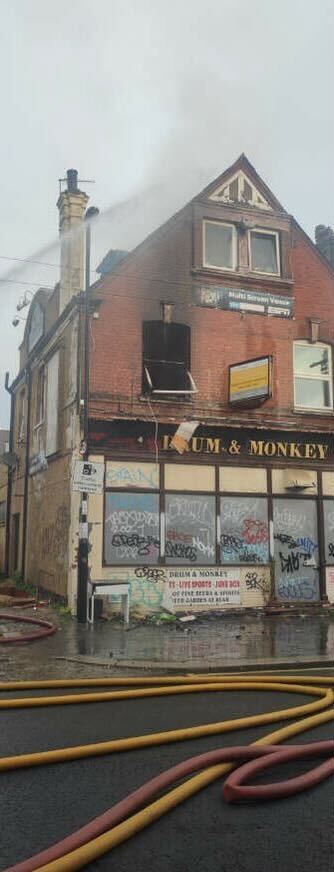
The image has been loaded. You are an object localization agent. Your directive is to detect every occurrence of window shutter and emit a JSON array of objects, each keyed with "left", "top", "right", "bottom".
[{"left": 46, "top": 351, "right": 59, "bottom": 456}]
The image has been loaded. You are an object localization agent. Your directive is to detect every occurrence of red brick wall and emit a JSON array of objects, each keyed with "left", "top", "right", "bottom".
[{"left": 90, "top": 211, "right": 334, "bottom": 433}]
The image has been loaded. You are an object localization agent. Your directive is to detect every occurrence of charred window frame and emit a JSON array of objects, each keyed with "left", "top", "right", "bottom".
[{"left": 142, "top": 321, "right": 197, "bottom": 395}]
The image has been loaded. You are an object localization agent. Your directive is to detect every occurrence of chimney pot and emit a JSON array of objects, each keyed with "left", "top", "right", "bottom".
[
  {"left": 67, "top": 168, "right": 78, "bottom": 193},
  {"left": 315, "top": 224, "right": 334, "bottom": 268}
]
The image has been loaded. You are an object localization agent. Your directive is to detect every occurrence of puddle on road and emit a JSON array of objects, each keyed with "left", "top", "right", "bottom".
[{"left": 0, "top": 608, "right": 333, "bottom": 680}]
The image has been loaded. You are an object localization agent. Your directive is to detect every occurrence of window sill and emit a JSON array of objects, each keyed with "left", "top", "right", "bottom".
[
  {"left": 44, "top": 450, "right": 61, "bottom": 462},
  {"left": 139, "top": 394, "right": 193, "bottom": 404},
  {"left": 203, "top": 262, "right": 236, "bottom": 272},
  {"left": 192, "top": 266, "right": 294, "bottom": 289},
  {"left": 292, "top": 407, "right": 334, "bottom": 417}
]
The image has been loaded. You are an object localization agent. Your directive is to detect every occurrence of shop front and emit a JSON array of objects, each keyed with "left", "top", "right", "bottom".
[{"left": 87, "top": 421, "right": 334, "bottom": 615}]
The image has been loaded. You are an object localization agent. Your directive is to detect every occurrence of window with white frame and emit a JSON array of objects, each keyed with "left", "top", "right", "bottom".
[
  {"left": 249, "top": 229, "right": 280, "bottom": 275},
  {"left": 294, "top": 342, "right": 333, "bottom": 411},
  {"left": 17, "top": 389, "right": 26, "bottom": 445},
  {"left": 203, "top": 220, "right": 236, "bottom": 271},
  {"left": 35, "top": 365, "right": 45, "bottom": 426}
]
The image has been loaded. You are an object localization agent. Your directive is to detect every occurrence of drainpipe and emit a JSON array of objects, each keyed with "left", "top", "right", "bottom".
[
  {"left": 77, "top": 206, "right": 99, "bottom": 622},
  {"left": 4, "top": 373, "right": 14, "bottom": 577},
  {"left": 21, "top": 365, "right": 32, "bottom": 581}
]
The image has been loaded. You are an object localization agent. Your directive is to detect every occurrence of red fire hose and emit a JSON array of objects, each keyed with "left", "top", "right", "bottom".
[
  {"left": 0, "top": 612, "right": 57, "bottom": 644},
  {"left": 5, "top": 741, "right": 334, "bottom": 872}
]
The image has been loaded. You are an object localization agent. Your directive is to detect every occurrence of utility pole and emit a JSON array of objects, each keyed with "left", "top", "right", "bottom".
[{"left": 76, "top": 206, "right": 99, "bottom": 622}]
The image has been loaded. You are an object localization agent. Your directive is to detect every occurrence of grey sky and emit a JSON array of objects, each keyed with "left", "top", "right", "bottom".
[{"left": 0, "top": 0, "right": 333, "bottom": 425}]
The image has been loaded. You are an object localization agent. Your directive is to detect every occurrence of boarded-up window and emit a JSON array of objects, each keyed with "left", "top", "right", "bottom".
[
  {"left": 104, "top": 492, "right": 160, "bottom": 564},
  {"left": 273, "top": 498, "right": 319, "bottom": 601},
  {"left": 45, "top": 352, "right": 59, "bottom": 457},
  {"left": 220, "top": 497, "right": 269, "bottom": 564},
  {"left": 324, "top": 500, "right": 334, "bottom": 565},
  {"left": 165, "top": 494, "right": 216, "bottom": 564}
]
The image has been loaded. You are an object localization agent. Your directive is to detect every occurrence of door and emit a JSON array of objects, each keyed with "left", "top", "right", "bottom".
[
  {"left": 11, "top": 513, "right": 20, "bottom": 574},
  {"left": 273, "top": 499, "right": 319, "bottom": 602}
]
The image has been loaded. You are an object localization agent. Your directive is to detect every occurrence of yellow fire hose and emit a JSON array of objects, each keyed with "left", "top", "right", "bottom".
[{"left": 1, "top": 673, "right": 333, "bottom": 872}]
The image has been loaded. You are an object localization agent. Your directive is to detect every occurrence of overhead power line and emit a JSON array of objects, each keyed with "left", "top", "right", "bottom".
[
  {"left": 0, "top": 277, "right": 54, "bottom": 289},
  {"left": 0, "top": 255, "right": 60, "bottom": 269}
]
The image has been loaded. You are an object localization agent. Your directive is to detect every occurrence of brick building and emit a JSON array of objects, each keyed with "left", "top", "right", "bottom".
[
  {"left": 6, "top": 170, "right": 87, "bottom": 606},
  {"left": 87, "top": 154, "right": 334, "bottom": 614},
  {"left": 6, "top": 155, "right": 334, "bottom": 616}
]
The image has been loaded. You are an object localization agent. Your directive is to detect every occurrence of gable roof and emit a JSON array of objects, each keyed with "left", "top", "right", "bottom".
[
  {"left": 92, "top": 153, "right": 334, "bottom": 289},
  {"left": 196, "top": 153, "right": 285, "bottom": 212}
]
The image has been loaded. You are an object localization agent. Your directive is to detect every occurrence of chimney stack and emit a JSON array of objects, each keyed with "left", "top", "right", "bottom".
[
  {"left": 57, "top": 169, "right": 89, "bottom": 314},
  {"left": 315, "top": 225, "right": 334, "bottom": 269}
]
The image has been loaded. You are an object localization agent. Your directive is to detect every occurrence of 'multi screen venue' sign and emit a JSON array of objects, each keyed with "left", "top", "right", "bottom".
[{"left": 196, "top": 286, "right": 294, "bottom": 318}]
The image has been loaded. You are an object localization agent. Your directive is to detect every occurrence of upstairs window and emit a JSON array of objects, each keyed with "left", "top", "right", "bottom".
[
  {"left": 45, "top": 351, "right": 60, "bottom": 456},
  {"left": 294, "top": 342, "right": 333, "bottom": 411},
  {"left": 143, "top": 322, "right": 197, "bottom": 395},
  {"left": 35, "top": 365, "right": 45, "bottom": 426},
  {"left": 249, "top": 229, "right": 280, "bottom": 275},
  {"left": 203, "top": 220, "right": 236, "bottom": 271},
  {"left": 17, "top": 389, "right": 26, "bottom": 444}
]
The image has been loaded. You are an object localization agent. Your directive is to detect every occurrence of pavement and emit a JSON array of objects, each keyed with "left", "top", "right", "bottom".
[
  {"left": 0, "top": 679, "right": 333, "bottom": 872},
  {"left": 1, "top": 606, "right": 334, "bottom": 680}
]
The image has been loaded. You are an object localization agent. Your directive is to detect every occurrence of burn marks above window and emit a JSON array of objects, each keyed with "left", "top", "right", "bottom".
[{"left": 143, "top": 321, "right": 197, "bottom": 396}]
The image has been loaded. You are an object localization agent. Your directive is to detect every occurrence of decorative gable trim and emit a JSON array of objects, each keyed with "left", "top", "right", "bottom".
[{"left": 209, "top": 170, "right": 272, "bottom": 210}]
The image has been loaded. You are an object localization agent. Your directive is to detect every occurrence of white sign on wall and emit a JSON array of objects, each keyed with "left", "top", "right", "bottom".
[
  {"left": 163, "top": 567, "right": 241, "bottom": 611},
  {"left": 72, "top": 460, "right": 105, "bottom": 494}
]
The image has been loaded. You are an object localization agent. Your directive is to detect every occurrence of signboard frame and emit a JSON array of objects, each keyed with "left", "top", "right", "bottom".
[
  {"left": 229, "top": 355, "right": 272, "bottom": 407},
  {"left": 196, "top": 285, "right": 294, "bottom": 319}
]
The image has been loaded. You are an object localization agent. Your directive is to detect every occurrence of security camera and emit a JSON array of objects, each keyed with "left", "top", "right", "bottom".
[{"left": 12, "top": 317, "right": 20, "bottom": 327}]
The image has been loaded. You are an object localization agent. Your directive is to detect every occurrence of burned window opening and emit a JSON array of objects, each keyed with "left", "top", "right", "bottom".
[{"left": 143, "top": 321, "right": 197, "bottom": 395}]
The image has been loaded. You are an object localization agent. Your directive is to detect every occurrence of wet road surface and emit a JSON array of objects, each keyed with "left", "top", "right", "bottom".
[
  {"left": 1, "top": 609, "right": 334, "bottom": 680},
  {"left": 0, "top": 682, "right": 333, "bottom": 872}
]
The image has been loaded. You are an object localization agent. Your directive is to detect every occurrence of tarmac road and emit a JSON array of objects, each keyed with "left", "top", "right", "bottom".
[{"left": 0, "top": 681, "right": 333, "bottom": 872}]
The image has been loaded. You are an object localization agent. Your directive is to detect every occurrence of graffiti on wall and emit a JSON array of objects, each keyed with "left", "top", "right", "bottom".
[
  {"left": 40, "top": 506, "right": 70, "bottom": 565},
  {"left": 105, "top": 492, "right": 159, "bottom": 563},
  {"left": 244, "top": 570, "right": 270, "bottom": 598},
  {"left": 106, "top": 462, "right": 159, "bottom": 490},
  {"left": 273, "top": 499, "right": 319, "bottom": 602},
  {"left": 220, "top": 498, "right": 269, "bottom": 564},
  {"left": 165, "top": 495, "right": 216, "bottom": 564}
]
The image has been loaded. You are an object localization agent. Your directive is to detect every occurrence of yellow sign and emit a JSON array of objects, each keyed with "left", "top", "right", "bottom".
[{"left": 229, "top": 356, "right": 271, "bottom": 405}]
